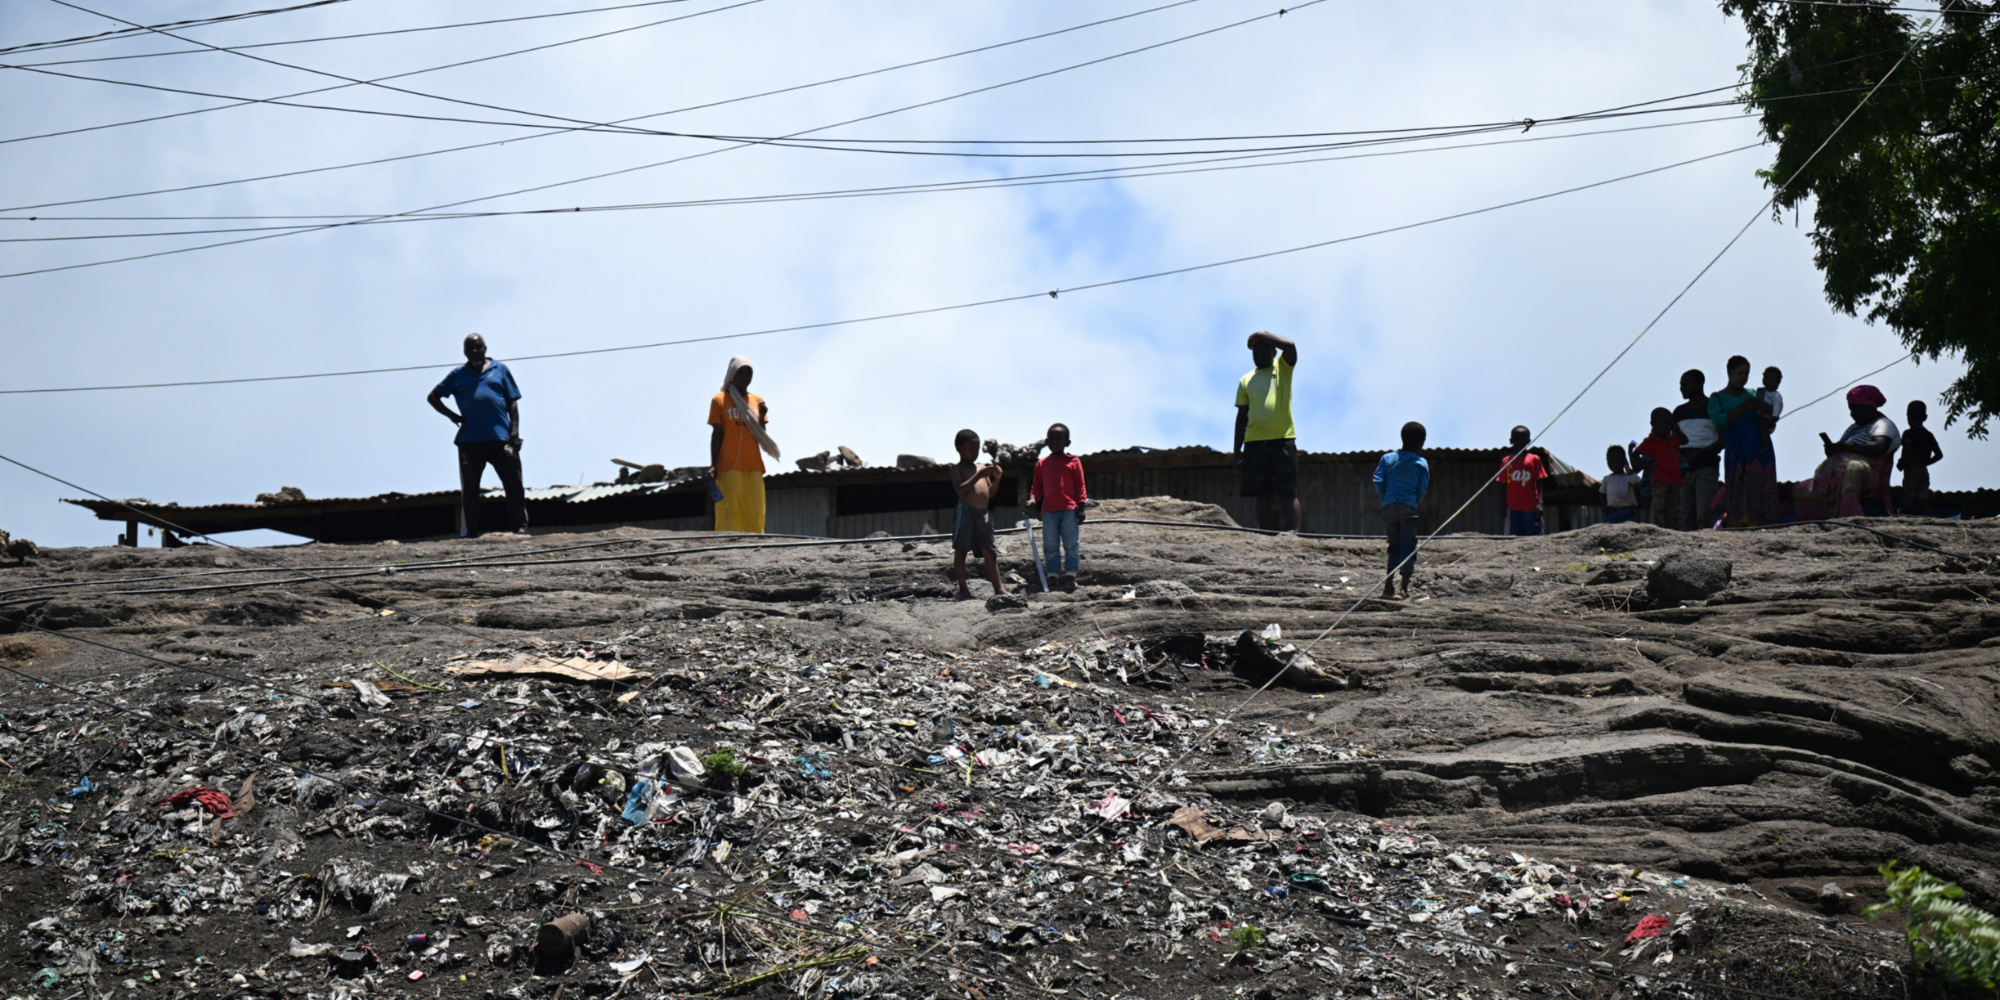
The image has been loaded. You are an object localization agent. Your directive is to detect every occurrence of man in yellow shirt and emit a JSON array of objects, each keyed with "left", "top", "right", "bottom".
[
  {"left": 1232, "top": 331, "right": 1300, "bottom": 531},
  {"left": 708, "top": 356, "right": 780, "bottom": 532}
]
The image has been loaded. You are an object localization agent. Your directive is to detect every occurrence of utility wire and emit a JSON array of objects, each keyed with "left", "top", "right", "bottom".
[
  {"left": 16, "top": 0, "right": 765, "bottom": 140},
  {"left": 0, "top": 21, "right": 1920, "bottom": 212},
  {"left": 0, "top": 0, "right": 1210, "bottom": 209},
  {"left": 0, "top": 115, "right": 1755, "bottom": 240},
  {"left": 0, "top": 140, "right": 1755, "bottom": 393},
  {"left": 0, "top": 0, "right": 351, "bottom": 56},
  {"left": 1785, "top": 352, "right": 1917, "bottom": 415},
  {"left": 0, "top": 53, "right": 1944, "bottom": 153},
  {"left": 0, "top": 0, "right": 763, "bottom": 149},
  {"left": 13, "top": 0, "right": 712, "bottom": 66},
  {"left": 0, "top": 0, "right": 1323, "bottom": 281},
  {"left": 0, "top": 112, "right": 1752, "bottom": 226}
]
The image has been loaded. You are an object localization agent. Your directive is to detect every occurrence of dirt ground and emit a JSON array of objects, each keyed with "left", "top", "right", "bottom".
[{"left": 0, "top": 496, "right": 1993, "bottom": 999}]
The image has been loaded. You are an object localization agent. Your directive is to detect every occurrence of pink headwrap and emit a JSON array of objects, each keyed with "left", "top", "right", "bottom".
[{"left": 1846, "top": 384, "right": 1887, "bottom": 408}]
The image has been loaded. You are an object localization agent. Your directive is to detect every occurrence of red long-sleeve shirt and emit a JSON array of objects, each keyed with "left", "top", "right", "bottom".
[{"left": 1030, "top": 454, "right": 1087, "bottom": 512}]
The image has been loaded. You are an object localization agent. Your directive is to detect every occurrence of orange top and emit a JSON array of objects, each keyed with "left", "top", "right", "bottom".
[{"left": 708, "top": 391, "right": 767, "bottom": 475}]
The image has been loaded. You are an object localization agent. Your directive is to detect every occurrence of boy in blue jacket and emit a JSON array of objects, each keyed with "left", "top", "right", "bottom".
[{"left": 1372, "top": 422, "right": 1430, "bottom": 599}]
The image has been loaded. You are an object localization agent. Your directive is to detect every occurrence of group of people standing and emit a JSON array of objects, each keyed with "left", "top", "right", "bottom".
[
  {"left": 423, "top": 335, "right": 1952, "bottom": 609},
  {"left": 1570, "top": 357, "right": 1945, "bottom": 532}
]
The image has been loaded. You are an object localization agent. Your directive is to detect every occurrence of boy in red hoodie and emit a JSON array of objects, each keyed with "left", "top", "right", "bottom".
[{"left": 1027, "top": 423, "right": 1087, "bottom": 593}]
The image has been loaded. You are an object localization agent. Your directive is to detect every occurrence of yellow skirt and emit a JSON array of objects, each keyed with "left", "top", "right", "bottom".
[{"left": 714, "top": 469, "right": 765, "bottom": 533}]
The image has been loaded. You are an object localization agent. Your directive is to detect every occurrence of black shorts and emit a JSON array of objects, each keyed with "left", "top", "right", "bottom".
[
  {"left": 952, "top": 502, "right": 995, "bottom": 556},
  {"left": 1239, "top": 438, "right": 1298, "bottom": 498}
]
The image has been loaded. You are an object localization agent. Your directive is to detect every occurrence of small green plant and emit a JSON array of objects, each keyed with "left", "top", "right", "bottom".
[
  {"left": 1228, "top": 923, "right": 1265, "bottom": 951},
  {"left": 1865, "top": 860, "right": 2000, "bottom": 995},
  {"left": 702, "top": 748, "right": 747, "bottom": 780}
]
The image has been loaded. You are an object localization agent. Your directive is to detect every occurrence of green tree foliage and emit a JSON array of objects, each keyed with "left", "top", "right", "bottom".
[
  {"left": 1721, "top": 0, "right": 2000, "bottom": 435},
  {"left": 1865, "top": 860, "right": 2000, "bottom": 995}
]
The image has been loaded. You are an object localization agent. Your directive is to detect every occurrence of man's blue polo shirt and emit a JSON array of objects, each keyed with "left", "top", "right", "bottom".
[{"left": 434, "top": 361, "right": 521, "bottom": 445}]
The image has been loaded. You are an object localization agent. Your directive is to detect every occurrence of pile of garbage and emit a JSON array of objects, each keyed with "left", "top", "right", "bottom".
[{"left": 0, "top": 601, "right": 1914, "bottom": 1000}]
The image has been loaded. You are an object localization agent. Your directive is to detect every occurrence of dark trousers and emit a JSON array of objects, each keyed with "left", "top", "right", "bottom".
[
  {"left": 1383, "top": 502, "right": 1418, "bottom": 580},
  {"left": 458, "top": 441, "right": 527, "bottom": 536}
]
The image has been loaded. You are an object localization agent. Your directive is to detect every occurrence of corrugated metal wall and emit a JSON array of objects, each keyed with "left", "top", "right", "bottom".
[
  {"left": 758, "top": 453, "right": 1524, "bottom": 538},
  {"left": 1086, "top": 455, "right": 1509, "bottom": 535},
  {"left": 825, "top": 505, "right": 1029, "bottom": 539},
  {"left": 766, "top": 487, "right": 831, "bottom": 537}
]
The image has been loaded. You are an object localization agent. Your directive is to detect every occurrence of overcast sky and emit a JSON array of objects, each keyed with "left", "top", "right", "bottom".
[{"left": 2, "top": 0, "right": 1985, "bottom": 547}]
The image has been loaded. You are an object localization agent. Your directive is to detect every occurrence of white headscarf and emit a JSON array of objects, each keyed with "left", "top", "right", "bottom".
[{"left": 722, "top": 356, "right": 781, "bottom": 460}]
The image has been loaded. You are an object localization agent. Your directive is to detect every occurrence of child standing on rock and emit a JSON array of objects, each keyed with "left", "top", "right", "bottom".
[
  {"left": 1900, "top": 400, "right": 1944, "bottom": 515},
  {"left": 1600, "top": 446, "right": 1643, "bottom": 524},
  {"left": 1027, "top": 423, "right": 1087, "bottom": 593},
  {"left": 950, "top": 429, "right": 1007, "bottom": 601},
  {"left": 1496, "top": 425, "right": 1548, "bottom": 536},
  {"left": 1372, "top": 422, "right": 1429, "bottom": 599},
  {"left": 1632, "top": 408, "right": 1686, "bottom": 528}
]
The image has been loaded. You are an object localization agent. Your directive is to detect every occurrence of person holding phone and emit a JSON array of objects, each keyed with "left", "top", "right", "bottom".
[{"left": 1794, "top": 385, "right": 1900, "bottom": 520}]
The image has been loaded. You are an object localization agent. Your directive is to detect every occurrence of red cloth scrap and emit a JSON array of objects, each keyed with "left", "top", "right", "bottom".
[
  {"left": 154, "top": 787, "right": 235, "bottom": 819},
  {"left": 1626, "top": 914, "right": 1670, "bottom": 943}
]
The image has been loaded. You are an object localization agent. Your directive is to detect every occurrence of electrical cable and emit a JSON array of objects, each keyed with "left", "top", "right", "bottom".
[
  {"left": 0, "top": 114, "right": 1756, "bottom": 241},
  {"left": 0, "top": 0, "right": 352, "bottom": 56},
  {"left": 0, "top": 0, "right": 763, "bottom": 150},
  {"left": 12, "top": 0, "right": 717, "bottom": 66},
  {"left": 0, "top": 0, "right": 1212, "bottom": 210},
  {"left": 0, "top": 0, "right": 1238, "bottom": 149},
  {"left": 0, "top": 0, "right": 1315, "bottom": 281},
  {"left": 8, "top": 0, "right": 769, "bottom": 141},
  {"left": 0, "top": 139, "right": 1756, "bottom": 390},
  {"left": 1784, "top": 352, "right": 1916, "bottom": 416},
  {"left": 0, "top": 54, "right": 1943, "bottom": 154}
]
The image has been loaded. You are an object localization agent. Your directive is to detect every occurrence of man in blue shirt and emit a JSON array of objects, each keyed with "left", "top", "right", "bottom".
[
  {"left": 427, "top": 333, "right": 528, "bottom": 537},
  {"left": 1371, "top": 421, "right": 1430, "bottom": 600}
]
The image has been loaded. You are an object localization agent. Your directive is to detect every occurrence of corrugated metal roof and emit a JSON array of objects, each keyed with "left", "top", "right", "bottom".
[
  {"left": 67, "top": 443, "right": 1597, "bottom": 519},
  {"left": 521, "top": 486, "right": 586, "bottom": 501}
]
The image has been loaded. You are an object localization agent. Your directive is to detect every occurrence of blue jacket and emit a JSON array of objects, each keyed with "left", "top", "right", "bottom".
[{"left": 1373, "top": 449, "right": 1430, "bottom": 508}]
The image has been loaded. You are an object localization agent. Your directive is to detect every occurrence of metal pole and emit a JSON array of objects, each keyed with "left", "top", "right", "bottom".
[{"left": 1022, "top": 516, "right": 1048, "bottom": 594}]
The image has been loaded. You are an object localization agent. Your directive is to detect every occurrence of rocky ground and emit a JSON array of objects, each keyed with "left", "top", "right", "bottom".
[{"left": 0, "top": 496, "right": 1994, "bottom": 1000}]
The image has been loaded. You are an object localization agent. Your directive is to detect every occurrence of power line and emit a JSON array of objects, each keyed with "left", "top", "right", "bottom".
[
  {"left": 0, "top": 0, "right": 352, "bottom": 56},
  {"left": 8, "top": 3, "right": 1899, "bottom": 220},
  {"left": 0, "top": 0, "right": 765, "bottom": 148},
  {"left": 11, "top": 0, "right": 715, "bottom": 67},
  {"left": 18, "top": 0, "right": 765, "bottom": 140},
  {"left": 1786, "top": 352, "right": 1917, "bottom": 415},
  {"left": 0, "top": 0, "right": 1211, "bottom": 212},
  {"left": 0, "top": 0, "right": 1322, "bottom": 281},
  {"left": 0, "top": 141, "right": 1756, "bottom": 394},
  {"left": 3, "top": 48, "right": 1950, "bottom": 156},
  {"left": 0, "top": 115, "right": 1755, "bottom": 239}
]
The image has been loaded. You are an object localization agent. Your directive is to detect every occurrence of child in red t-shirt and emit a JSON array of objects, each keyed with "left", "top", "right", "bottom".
[
  {"left": 1630, "top": 407, "right": 1688, "bottom": 529},
  {"left": 1027, "top": 423, "right": 1088, "bottom": 593},
  {"left": 1495, "top": 425, "right": 1547, "bottom": 535}
]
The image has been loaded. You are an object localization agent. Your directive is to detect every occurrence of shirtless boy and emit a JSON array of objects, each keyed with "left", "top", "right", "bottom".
[{"left": 950, "top": 428, "right": 1007, "bottom": 600}]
